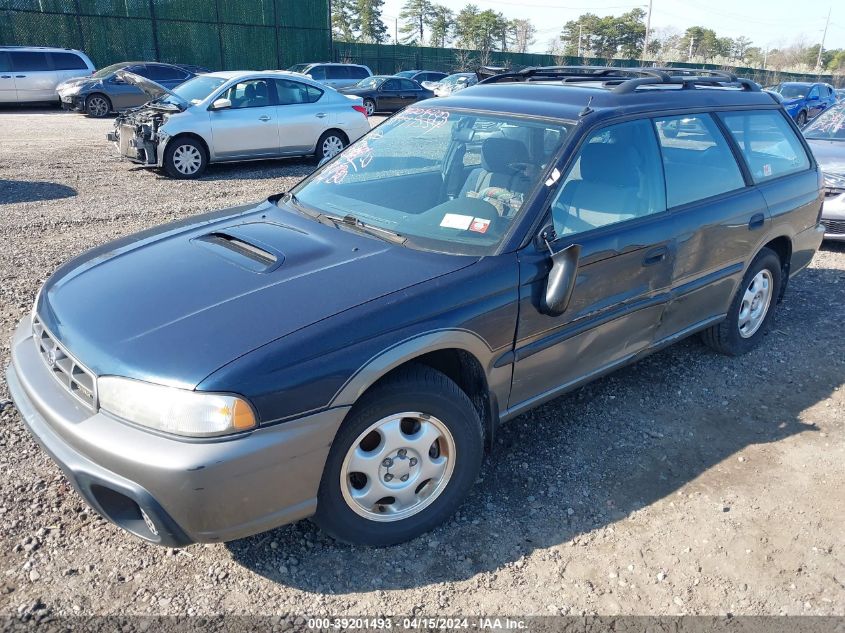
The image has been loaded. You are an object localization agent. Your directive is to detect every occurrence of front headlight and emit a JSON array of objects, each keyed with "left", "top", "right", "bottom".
[{"left": 98, "top": 376, "right": 257, "bottom": 437}]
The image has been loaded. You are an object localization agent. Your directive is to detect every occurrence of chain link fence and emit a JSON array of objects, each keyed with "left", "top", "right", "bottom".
[{"left": 0, "top": 0, "right": 330, "bottom": 70}]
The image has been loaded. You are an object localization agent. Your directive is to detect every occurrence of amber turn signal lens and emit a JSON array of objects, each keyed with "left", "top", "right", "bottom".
[{"left": 232, "top": 399, "right": 257, "bottom": 430}]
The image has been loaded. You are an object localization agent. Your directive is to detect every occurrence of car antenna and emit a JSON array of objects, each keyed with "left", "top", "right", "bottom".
[{"left": 579, "top": 96, "right": 595, "bottom": 117}]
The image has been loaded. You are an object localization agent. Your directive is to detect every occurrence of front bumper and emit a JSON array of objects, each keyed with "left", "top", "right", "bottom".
[
  {"left": 108, "top": 124, "right": 163, "bottom": 167},
  {"left": 821, "top": 189, "right": 845, "bottom": 242},
  {"left": 59, "top": 94, "right": 85, "bottom": 112},
  {"left": 6, "top": 315, "right": 349, "bottom": 546}
]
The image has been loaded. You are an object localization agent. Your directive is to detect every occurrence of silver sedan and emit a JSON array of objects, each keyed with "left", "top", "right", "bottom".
[{"left": 109, "top": 71, "right": 372, "bottom": 178}]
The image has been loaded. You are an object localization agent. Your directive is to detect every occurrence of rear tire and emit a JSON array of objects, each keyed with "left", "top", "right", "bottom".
[
  {"left": 315, "top": 130, "right": 348, "bottom": 162},
  {"left": 701, "top": 247, "right": 782, "bottom": 356},
  {"left": 85, "top": 94, "right": 111, "bottom": 118},
  {"left": 314, "top": 365, "right": 483, "bottom": 546},
  {"left": 363, "top": 98, "right": 376, "bottom": 117},
  {"left": 163, "top": 136, "right": 207, "bottom": 179}
]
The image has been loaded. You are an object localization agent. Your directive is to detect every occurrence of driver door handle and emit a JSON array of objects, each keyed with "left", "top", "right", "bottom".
[
  {"left": 315, "top": 112, "right": 327, "bottom": 118},
  {"left": 258, "top": 115, "right": 271, "bottom": 122},
  {"left": 15, "top": 75, "right": 26, "bottom": 78}
]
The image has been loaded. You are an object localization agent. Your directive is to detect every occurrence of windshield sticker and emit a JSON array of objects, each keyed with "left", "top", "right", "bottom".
[
  {"left": 763, "top": 164, "right": 772, "bottom": 177},
  {"left": 469, "top": 218, "right": 491, "bottom": 234},
  {"left": 440, "top": 213, "right": 474, "bottom": 230}
]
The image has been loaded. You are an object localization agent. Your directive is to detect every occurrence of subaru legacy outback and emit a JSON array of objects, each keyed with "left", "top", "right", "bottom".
[{"left": 7, "top": 67, "right": 825, "bottom": 547}]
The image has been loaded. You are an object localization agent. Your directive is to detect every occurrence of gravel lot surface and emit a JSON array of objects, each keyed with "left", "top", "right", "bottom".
[{"left": 1, "top": 107, "right": 844, "bottom": 621}]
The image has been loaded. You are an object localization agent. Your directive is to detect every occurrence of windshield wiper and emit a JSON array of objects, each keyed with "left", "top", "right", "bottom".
[{"left": 340, "top": 214, "right": 407, "bottom": 245}]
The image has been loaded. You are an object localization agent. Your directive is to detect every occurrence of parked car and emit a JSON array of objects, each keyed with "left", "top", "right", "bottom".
[
  {"left": 430, "top": 72, "right": 478, "bottom": 96},
  {"left": 8, "top": 67, "right": 824, "bottom": 548},
  {"left": 395, "top": 69, "right": 448, "bottom": 84},
  {"left": 802, "top": 102, "right": 845, "bottom": 241},
  {"left": 174, "top": 64, "right": 211, "bottom": 75},
  {"left": 287, "top": 63, "right": 372, "bottom": 89},
  {"left": 836, "top": 89, "right": 845, "bottom": 103},
  {"left": 769, "top": 81, "right": 837, "bottom": 126},
  {"left": 107, "top": 70, "right": 370, "bottom": 178},
  {"left": 57, "top": 61, "right": 200, "bottom": 117},
  {"left": 338, "top": 75, "right": 433, "bottom": 115},
  {"left": 0, "top": 46, "right": 94, "bottom": 104}
]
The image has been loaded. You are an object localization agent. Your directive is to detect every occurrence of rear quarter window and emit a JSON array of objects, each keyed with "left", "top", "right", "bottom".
[
  {"left": 49, "top": 52, "right": 88, "bottom": 70},
  {"left": 718, "top": 110, "right": 810, "bottom": 183}
]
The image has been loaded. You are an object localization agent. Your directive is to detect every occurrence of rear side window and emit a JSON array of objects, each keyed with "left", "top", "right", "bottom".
[
  {"left": 550, "top": 119, "right": 666, "bottom": 236},
  {"left": 653, "top": 113, "right": 745, "bottom": 208},
  {"left": 10, "top": 51, "right": 50, "bottom": 72},
  {"left": 274, "top": 78, "right": 322, "bottom": 105},
  {"left": 0, "top": 52, "right": 10, "bottom": 73},
  {"left": 325, "top": 66, "right": 349, "bottom": 80},
  {"left": 399, "top": 79, "right": 418, "bottom": 90},
  {"left": 349, "top": 66, "right": 370, "bottom": 79},
  {"left": 49, "top": 52, "right": 88, "bottom": 70},
  {"left": 718, "top": 111, "right": 810, "bottom": 183},
  {"left": 144, "top": 64, "right": 188, "bottom": 81},
  {"left": 307, "top": 66, "right": 326, "bottom": 80},
  {"left": 383, "top": 79, "right": 401, "bottom": 91}
]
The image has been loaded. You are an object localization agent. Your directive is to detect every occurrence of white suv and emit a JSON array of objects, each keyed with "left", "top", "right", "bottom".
[{"left": 0, "top": 46, "right": 95, "bottom": 103}]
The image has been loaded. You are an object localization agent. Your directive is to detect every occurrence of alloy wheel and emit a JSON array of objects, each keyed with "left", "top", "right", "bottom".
[
  {"left": 87, "top": 96, "right": 109, "bottom": 117},
  {"left": 172, "top": 144, "right": 202, "bottom": 175},
  {"left": 738, "top": 269, "right": 773, "bottom": 338},
  {"left": 340, "top": 412, "right": 456, "bottom": 522},
  {"left": 364, "top": 100, "right": 375, "bottom": 116}
]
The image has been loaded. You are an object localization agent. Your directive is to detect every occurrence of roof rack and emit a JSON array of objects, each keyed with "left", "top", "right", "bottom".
[{"left": 478, "top": 65, "right": 761, "bottom": 93}]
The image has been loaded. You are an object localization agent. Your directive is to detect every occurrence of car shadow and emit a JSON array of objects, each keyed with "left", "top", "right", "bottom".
[
  {"left": 226, "top": 263, "right": 843, "bottom": 593},
  {"left": 133, "top": 158, "right": 318, "bottom": 182},
  {"left": 0, "top": 179, "right": 77, "bottom": 204}
]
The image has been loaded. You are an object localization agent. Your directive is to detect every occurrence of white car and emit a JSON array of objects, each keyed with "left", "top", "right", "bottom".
[
  {"left": 108, "top": 70, "right": 371, "bottom": 179},
  {"left": 0, "top": 46, "right": 95, "bottom": 104}
]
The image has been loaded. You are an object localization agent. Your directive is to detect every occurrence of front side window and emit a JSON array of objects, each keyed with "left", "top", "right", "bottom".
[
  {"left": 306, "top": 66, "right": 326, "bottom": 80},
  {"left": 291, "top": 107, "right": 572, "bottom": 255},
  {"left": 326, "top": 66, "right": 349, "bottom": 80},
  {"left": 399, "top": 79, "right": 419, "bottom": 91},
  {"left": 10, "top": 51, "right": 49, "bottom": 72},
  {"left": 220, "top": 79, "right": 274, "bottom": 109},
  {"left": 719, "top": 110, "right": 810, "bottom": 182},
  {"left": 350, "top": 66, "right": 370, "bottom": 79},
  {"left": 144, "top": 64, "right": 188, "bottom": 81},
  {"left": 50, "top": 52, "right": 88, "bottom": 70},
  {"left": 653, "top": 113, "right": 745, "bottom": 207},
  {"left": 802, "top": 104, "right": 845, "bottom": 141},
  {"left": 382, "top": 79, "right": 401, "bottom": 91},
  {"left": 550, "top": 119, "right": 665, "bottom": 237},
  {"left": 275, "top": 78, "right": 321, "bottom": 105}
]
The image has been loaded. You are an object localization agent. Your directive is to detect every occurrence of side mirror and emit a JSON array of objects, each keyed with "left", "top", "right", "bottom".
[
  {"left": 542, "top": 240, "right": 581, "bottom": 316},
  {"left": 210, "top": 98, "right": 231, "bottom": 110},
  {"left": 809, "top": 94, "right": 819, "bottom": 101}
]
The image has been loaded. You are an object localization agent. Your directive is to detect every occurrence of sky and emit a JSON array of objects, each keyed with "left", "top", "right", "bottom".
[{"left": 379, "top": 0, "right": 845, "bottom": 54}]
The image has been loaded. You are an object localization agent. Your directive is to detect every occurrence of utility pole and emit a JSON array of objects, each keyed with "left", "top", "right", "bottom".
[
  {"left": 642, "top": 0, "right": 653, "bottom": 64},
  {"left": 395, "top": 17, "right": 398, "bottom": 45},
  {"left": 688, "top": 35, "right": 695, "bottom": 62},
  {"left": 578, "top": 24, "right": 583, "bottom": 57},
  {"left": 816, "top": 7, "right": 831, "bottom": 71}
]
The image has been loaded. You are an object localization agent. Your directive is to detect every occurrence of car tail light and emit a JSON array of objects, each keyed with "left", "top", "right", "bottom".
[{"left": 352, "top": 105, "right": 368, "bottom": 117}]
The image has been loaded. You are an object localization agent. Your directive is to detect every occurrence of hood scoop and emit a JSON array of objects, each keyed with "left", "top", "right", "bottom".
[{"left": 193, "top": 222, "right": 294, "bottom": 273}]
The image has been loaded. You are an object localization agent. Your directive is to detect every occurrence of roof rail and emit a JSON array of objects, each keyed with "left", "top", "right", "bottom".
[{"left": 478, "top": 65, "right": 761, "bottom": 93}]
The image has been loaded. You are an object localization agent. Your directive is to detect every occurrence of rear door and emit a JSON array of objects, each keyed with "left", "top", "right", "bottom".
[
  {"left": 273, "top": 78, "right": 326, "bottom": 153},
  {"left": 398, "top": 78, "right": 424, "bottom": 106},
  {"left": 651, "top": 111, "right": 769, "bottom": 340},
  {"left": 9, "top": 51, "right": 56, "bottom": 101},
  {"left": 0, "top": 52, "right": 16, "bottom": 103},
  {"left": 209, "top": 78, "right": 281, "bottom": 159},
  {"left": 324, "top": 65, "right": 349, "bottom": 89},
  {"left": 511, "top": 118, "right": 676, "bottom": 407}
]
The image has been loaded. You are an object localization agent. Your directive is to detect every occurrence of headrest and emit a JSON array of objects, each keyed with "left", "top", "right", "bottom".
[
  {"left": 481, "top": 137, "right": 529, "bottom": 173},
  {"left": 244, "top": 83, "right": 256, "bottom": 98},
  {"left": 579, "top": 142, "right": 639, "bottom": 187}
]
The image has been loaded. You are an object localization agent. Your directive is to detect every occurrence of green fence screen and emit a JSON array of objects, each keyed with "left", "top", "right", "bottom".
[
  {"left": 0, "top": 0, "right": 331, "bottom": 70},
  {"left": 333, "top": 42, "right": 836, "bottom": 86}
]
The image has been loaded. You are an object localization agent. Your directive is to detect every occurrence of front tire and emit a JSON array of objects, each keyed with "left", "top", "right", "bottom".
[
  {"left": 701, "top": 247, "right": 782, "bottom": 356},
  {"left": 85, "top": 93, "right": 111, "bottom": 118},
  {"left": 796, "top": 110, "right": 807, "bottom": 126},
  {"left": 163, "top": 136, "right": 207, "bottom": 179},
  {"left": 314, "top": 365, "right": 483, "bottom": 546}
]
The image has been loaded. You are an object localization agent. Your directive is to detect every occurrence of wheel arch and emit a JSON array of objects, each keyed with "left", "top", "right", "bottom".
[
  {"left": 330, "top": 331, "right": 502, "bottom": 450},
  {"left": 759, "top": 234, "right": 793, "bottom": 301},
  {"left": 164, "top": 132, "right": 210, "bottom": 163}
]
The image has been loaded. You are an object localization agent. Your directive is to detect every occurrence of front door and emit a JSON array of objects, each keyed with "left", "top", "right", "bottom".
[
  {"left": 209, "top": 78, "right": 281, "bottom": 159},
  {"left": 510, "top": 118, "right": 676, "bottom": 408},
  {"left": 0, "top": 52, "right": 16, "bottom": 103},
  {"left": 378, "top": 78, "right": 403, "bottom": 111}
]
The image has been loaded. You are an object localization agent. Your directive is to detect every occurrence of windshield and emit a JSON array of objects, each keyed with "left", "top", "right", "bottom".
[
  {"left": 774, "top": 84, "right": 810, "bottom": 99},
  {"left": 355, "top": 77, "right": 385, "bottom": 89},
  {"left": 93, "top": 62, "right": 129, "bottom": 79},
  {"left": 288, "top": 64, "right": 309, "bottom": 73},
  {"left": 290, "top": 107, "right": 572, "bottom": 255},
  {"left": 803, "top": 104, "right": 845, "bottom": 140},
  {"left": 442, "top": 73, "right": 474, "bottom": 87},
  {"left": 160, "top": 75, "right": 227, "bottom": 106},
  {"left": 395, "top": 70, "right": 416, "bottom": 78}
]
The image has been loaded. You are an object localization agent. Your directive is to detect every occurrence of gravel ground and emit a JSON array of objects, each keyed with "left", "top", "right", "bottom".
[{"left": 1, "top": 107, "right": 844, "bottom": 621}]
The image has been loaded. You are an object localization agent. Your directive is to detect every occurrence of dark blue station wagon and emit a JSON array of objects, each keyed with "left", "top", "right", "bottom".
[{"left": 7, "top": 68, "right": 825, "bottom": 547}]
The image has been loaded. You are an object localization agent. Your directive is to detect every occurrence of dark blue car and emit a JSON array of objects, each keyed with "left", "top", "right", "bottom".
[
  {"left": 7, "top": 67, "right": 825, "bottom": 548},
  {"left": 771, "top": 81, "right": 837, "bottom": 126}
]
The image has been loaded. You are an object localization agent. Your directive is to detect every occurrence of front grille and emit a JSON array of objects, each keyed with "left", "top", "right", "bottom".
[
  {"left": 822, "top": 218, "right": 845, "bottom": 235},
  {"left": 32, "top": 317, "right": 97, "bottom": 410}
]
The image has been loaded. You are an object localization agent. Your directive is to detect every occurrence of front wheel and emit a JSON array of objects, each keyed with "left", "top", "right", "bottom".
[
  {"left": 85, "top": 94, "right": 111, "bottom": 118},
  {"left": 701, "top": 247, "right": 782, "bottom": 356},
  {"left": 796, "top": 110, "right": 807, "bottom": 126},
  {"left": 163, "top": 137, "right": 207, "bottom": 179},
  {"left": 314, "top": 365, "right": 483, "bottom": 546}
]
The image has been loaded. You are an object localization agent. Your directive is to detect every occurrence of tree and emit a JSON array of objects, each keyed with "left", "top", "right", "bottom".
[
  {"left": 332, "top": 0, "right": 359, "bottom": 42},
  {"left": 732, "top": 36, "right": 753, "bottom": 62},
  {"left": 455, "top": 5, "right": 509, "bottom": 65},
  {"left": 399, "top": 0, "right": 433, "bottom": 45},
  {"left": 356, "top": 0, "right": 388, "bottom": 43},
  {"left": 681, "top": 26, "right": 719, "bottom": 62},
  {"left": 510, "top": 19, "right": 536, "bottom": 54},
  {"left": 615, "top": 8, "right": 646, "bottom": 59},
  {"left": 428, "top": 4, "right": 455, "bottom": 48}
]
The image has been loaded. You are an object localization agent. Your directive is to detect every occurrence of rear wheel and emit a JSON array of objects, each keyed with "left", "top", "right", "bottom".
[
  {"left": 796, "top": 110, "right": 807, "bottom": 126},
  {"left": 701, "top": 248, "right": 782, "bottom": 356},
  {"left": 315, "top": 130, "right": 348, "bottom": 161},
  {"left": 363, "top": 98, "right": 376, "bottom": 117},
  {"left": 163, "top": 137, "right": 207, "bottom": 179},
  {"left": 314, "top": 365, "right": 483, "bottom": 546},
  {"left": 85, "top": 94, "right": 111, "bottom": 118}
]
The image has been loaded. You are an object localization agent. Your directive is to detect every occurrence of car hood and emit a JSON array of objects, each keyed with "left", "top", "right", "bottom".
[
  {"left": 115, "top": 70, "right": 181, "bottom": 103},
  {"left": 36, "top": 199, "right": 473, "bottom": 389},
  {"left": 56, "top": 76, "right": 97, "bottom": 92},
  {"left": 806, "top": 139, "right": 845, "bottom": 175}
]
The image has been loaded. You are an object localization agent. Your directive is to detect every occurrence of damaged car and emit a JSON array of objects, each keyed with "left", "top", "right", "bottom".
[{"left": 108, "top": 70, "right": 371, "bottom": 178}]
